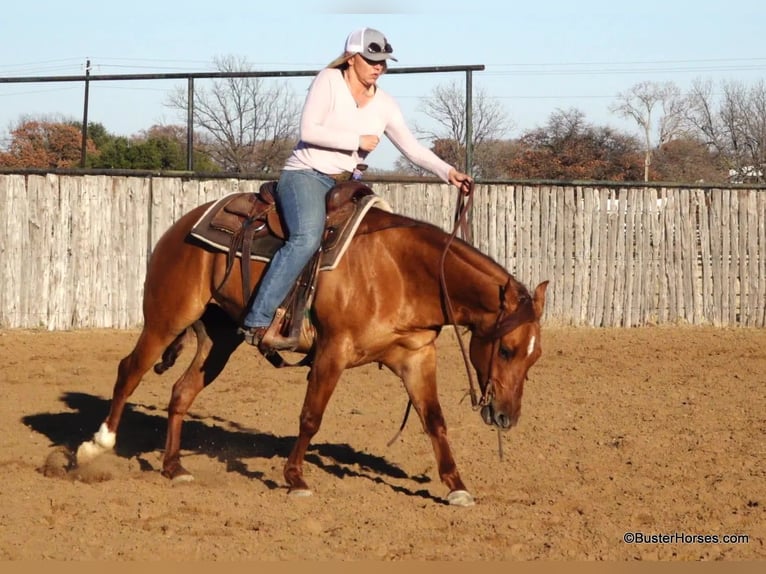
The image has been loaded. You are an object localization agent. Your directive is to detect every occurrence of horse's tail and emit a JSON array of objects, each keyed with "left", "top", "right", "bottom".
[{"left": 153, "top": 328, "right": 190, "bottom": 374}]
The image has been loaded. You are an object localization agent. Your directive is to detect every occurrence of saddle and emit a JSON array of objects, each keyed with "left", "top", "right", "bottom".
[{"left": 189, "top": 179, "right": 388, "bottom": 360}]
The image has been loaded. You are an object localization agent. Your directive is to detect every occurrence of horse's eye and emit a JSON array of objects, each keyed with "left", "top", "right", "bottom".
[{"left": 498, "top": 346, "right": 514, "bottom": 360}]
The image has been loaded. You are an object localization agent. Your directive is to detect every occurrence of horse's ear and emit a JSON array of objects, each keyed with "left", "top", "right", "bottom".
[{"left": 533, "top": 281, "right": 549, "bottom": 319}]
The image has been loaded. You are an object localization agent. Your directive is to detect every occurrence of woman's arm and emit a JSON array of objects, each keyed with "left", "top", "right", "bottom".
[
  {"left": 383, "top": 99, "right": 455, "bottom": 183},
  {"left": 299, "top": 69, "right": 359, "bottom": 151}
]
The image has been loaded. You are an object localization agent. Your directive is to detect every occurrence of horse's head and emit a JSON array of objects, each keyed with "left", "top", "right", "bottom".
[{"left": 469, "top": 280, "right": 548, "bottom": 430}]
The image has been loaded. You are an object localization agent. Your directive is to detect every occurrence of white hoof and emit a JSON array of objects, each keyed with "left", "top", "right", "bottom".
[
  {"left": 288, "top": 488, "right": 313, "bottom": 498},
  {"left": 76, "top": 423, "right": 116, "bottom": 465},
  {"left": 172, "top": 474, "right": 195, "bottom": 484},
  {"left": 75, "top": 440, "right": 108, "bottom": 464},
  {"left": 447, "top": 490, "right": 475, "bottom": 507}
]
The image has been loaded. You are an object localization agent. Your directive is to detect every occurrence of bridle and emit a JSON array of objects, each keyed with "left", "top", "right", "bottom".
[{"left": 438, "top": 183, "right": 534, "bottom": 410}]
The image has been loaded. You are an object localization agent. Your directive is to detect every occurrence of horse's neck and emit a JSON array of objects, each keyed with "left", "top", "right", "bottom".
[
  {"left": 438, "top": 238, "right": 511, "bottom": 323},
  {"left": 355, "top": 209, "right": 515, "bottom": 328},
  {"left": 395, "top": 217, "right": 512, "bottom": 327}
]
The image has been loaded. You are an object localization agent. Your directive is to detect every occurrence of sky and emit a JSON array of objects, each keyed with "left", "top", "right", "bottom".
[{"left": 1, "top": 0, "right": 764, "bottom": 170}]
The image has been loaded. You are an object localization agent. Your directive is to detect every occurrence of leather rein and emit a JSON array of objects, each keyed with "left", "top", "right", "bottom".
[
  {"left": 387, "top": 182, "right": 529, "bottom": 448},
  {"left": 435, "top": 182, "right": 537, "bottom": 461},
  {"left": 438, "top": 182, "right": 528, "bottom": 410}
]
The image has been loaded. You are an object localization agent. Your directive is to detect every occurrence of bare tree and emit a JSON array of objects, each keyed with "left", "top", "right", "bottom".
[
  {"left": 684, "top": 78, "right": 766, "bottom": 181},
  {"left": 396, "top": 80, "right": 512, "bottom": 177},
  {"left": 682, "top": 78, "right": 720, "bottom": 146},
  {"left": 720, "top": 80, "right": 766, "bottom": 181},
  {"left": 166, "top": 55, "right": 300, "bottom": 172},
  {"left": 740, "top": 79, "right": 766, "bottom": 179},
  {"left": 610, "top": 81, "right": 684, "bottom": 181}
]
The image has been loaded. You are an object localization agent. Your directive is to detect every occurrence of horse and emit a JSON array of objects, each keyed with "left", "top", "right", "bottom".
[{"left": 76, "top": 180, "right": 548, "bottom": 507}]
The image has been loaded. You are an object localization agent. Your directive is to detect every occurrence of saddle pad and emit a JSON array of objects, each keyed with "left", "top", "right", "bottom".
[
  {"left": 320, "top": 194, "right": 392, "bottom": 271},
  {"left": 188, "top": 193, "right": 280, "bottom": 262},
  {"left": 187, "top": 192, "right": 391, "bottom": 271}
]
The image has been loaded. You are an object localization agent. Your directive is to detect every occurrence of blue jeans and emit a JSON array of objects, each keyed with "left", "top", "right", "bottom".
[{"left": 242, "top": 169, "right": 334, "bottom": 328}]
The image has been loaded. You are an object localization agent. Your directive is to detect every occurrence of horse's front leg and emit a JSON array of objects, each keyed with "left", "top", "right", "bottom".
[
  {"left": 392, "top": 343, "right": 474, "bottom": 507},
  {"left": 283, "top": 352, "right": 344, "bottom": 496}
]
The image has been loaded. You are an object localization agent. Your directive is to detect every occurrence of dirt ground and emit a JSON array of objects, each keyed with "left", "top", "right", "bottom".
[{"left": 0, "top": 325, "right": 764, "bottom": 561}]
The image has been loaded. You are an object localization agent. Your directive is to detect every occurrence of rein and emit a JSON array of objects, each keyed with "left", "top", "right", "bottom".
[
  {"left": 438, "top": 182, "right": 483, "bottom": 409},
  {"left": 387, "top": 182, "right": 528, "bottom": 452},
  {"left": 439, "top": 184, "right": 522, "bottom": 410},
  {"left": 439, "top": 185, "right": 534, "bottom": 410},
  {"left": 438, "top": 184, "right": 529, "bottom": 462},
  {"left": 387, "top": 182, "right": 479, "bottom": 447}
]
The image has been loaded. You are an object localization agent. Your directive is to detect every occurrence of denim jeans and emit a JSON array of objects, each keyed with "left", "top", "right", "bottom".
[{"left": 242, "top": 169, "right": 334, "bottom": 328}]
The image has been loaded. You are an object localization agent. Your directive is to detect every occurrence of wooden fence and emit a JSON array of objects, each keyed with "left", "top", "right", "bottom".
[{"left": 1, "top": 173, "right": 764, "bottom": 330}]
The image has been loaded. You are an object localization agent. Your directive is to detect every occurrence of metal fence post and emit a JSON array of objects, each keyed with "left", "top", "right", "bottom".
[{"left": 80, "top": 59, "right": 91, "bottom": 168}]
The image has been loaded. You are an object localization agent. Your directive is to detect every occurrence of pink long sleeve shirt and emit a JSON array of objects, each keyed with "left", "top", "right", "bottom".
[{"left": 284, "top": 68, "right": 454, "bottom": 182}]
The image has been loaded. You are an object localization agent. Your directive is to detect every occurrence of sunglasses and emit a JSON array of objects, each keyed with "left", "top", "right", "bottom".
[
  {"left": 365, "top": 41, "right": 393, "bottom": 55},
  {"left": 359, "top": 54, "right": 388, "bottom": 67}
]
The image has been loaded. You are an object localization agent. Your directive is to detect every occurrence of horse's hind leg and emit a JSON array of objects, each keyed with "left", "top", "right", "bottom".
[
  {"left": 76, "top": 325, "right": 187, "bottom": 464},
  {"left": 162, "top": 306, "right": 242, "bottom": 481}
]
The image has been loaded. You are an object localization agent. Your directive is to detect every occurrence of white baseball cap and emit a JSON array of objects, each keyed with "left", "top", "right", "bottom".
[{"left": 327, "top": 27, "right": 397, "bottom": 68}]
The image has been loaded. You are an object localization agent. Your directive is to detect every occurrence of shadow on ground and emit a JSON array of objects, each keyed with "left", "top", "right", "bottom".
[{"left": 22, "top": 391, "right": 438, "bottom": 502}]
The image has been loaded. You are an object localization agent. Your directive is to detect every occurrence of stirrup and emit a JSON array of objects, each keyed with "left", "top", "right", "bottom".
[
  {"left": 238, "top": 326, "right": 267, "bottom": 347},
  {"left": 259, "top": 310, "right": 299, "bottom": 351},
  {"left": 260, "top": 331, "right": 300, "bottom": 351},
  {"left": 239, "top": 308, "right": 299, "bottom": 352}
]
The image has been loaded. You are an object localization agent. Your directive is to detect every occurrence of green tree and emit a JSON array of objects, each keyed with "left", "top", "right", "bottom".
[{"left": 87, "top": 124, "right": 218, "bottom": 171}]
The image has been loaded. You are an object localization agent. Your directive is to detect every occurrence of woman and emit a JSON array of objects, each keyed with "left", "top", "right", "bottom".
[{"left": 240, "top": 27, "right": 473, "bottom": 350}]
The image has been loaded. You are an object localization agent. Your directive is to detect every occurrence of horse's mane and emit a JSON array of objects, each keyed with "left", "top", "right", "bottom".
[
  {"left": 356, "top": 207, "right": 535, "bottom": 333},
  {"left": 358, "top": 207, "right": 512, "bottom": 283}
]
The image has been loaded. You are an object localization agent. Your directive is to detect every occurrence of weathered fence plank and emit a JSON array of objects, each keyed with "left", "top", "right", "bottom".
[
  {"left": 758, "top": 190, "right": 766, "bottom": 328},
  {"left": 537, "top": 184, "right": 552, "bottom": 314}
]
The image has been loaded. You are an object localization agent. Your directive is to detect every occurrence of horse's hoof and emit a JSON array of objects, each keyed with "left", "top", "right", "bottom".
[
  {"left": 76, "top": 423, "right": 116, "bottom": 465},
  {"left": 447, "top": 490, "right": 475, "bottom": 507},
  {"left": 171, "top": 474, "right": 195, "bottom": 484},
  {"left": 288, "top": 488, "right": 313, "bottom": 498},
  {"left": 75, "top": 440, "right": 108, "bottom": 465}
]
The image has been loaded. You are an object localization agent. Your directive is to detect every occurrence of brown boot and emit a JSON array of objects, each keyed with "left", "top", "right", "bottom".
[
  {"left": 258, "top": 318, "right": 299, "bottom": 351},
  {"left": 239, "top": 308, "right": 299, "bottom": 352},
  {"left": 238, "top": 326, "right": 268, "bottom": 347}
]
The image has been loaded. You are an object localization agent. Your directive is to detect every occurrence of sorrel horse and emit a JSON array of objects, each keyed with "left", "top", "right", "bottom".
[{"left": 76, "top": 181, "right": 548, "bottom": 506}]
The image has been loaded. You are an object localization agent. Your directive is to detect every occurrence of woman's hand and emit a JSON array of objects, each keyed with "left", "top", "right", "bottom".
[
  {"left": 448, "top": 168, "right": 473, "bottom": 195},
  {"left": 359, "top": 135, "right": 380, "bottom": 153}
]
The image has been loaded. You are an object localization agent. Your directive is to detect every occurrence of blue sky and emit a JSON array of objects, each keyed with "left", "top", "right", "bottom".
[{"left": 1, "top": 0, "right": 764, "bottom": 169}]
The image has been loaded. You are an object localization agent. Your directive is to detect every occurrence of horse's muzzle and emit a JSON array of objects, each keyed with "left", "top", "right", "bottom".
[{"left": 480, "top": 404, "right": 517, "bottom": 430}]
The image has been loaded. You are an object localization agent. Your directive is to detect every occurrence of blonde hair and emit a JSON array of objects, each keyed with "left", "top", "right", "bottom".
[{"left": 327, "top": 51, "right": 354, "bottom": 69}]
